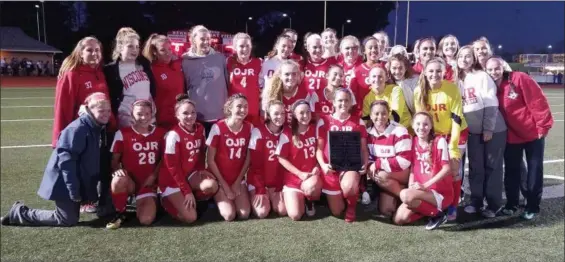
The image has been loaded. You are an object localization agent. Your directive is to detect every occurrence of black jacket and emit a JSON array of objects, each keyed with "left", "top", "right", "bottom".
[{"left": 103, "top": 56, "right": 157, "bottom": 117}]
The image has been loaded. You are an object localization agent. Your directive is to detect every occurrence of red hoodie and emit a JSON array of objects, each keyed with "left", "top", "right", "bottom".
[
  {"left": 413, "top": 61, "right": 454, "bottom": 82},
  {"left": 52, "top": 65, "right": 116, "bottom": 147},
  {"left": 497, "top": 72, "right": 554, "bottom": 144},
  {"left": 151, "top": 58, "right": 185, "bottom": 130}
]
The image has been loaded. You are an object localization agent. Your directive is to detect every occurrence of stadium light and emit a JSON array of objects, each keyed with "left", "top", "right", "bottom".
[
  {"left": 282, "top": 13, "right": 291, "bottom": 29},
  {"left": 498, "top": 44, "right": 502, "bottom": 50},
  {"left": 35, "top": 5, "right": 40, "bottom": 41},
  {"left": 341, "top": 19, "right": 352, "bottom": 38},
  {"left": 245, "top": 17, "right": 253, "bottom": 33}
]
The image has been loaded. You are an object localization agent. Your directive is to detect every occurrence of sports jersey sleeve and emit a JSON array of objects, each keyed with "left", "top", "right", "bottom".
[
  {"left": 205, "top": 124, "right": 221, "bottom": 148},
  {"left": 390, "top": 86, "right": 409, "bottom": 127},
  {"left": 52, "top": 72, "right": 76, "bottom": 148},
  {"left": 373, "top": 127, "right": 412, "bottom": 173},
  {"left": 164, "top": 131, "right": 192, "bottom": 195},
  {"left": 413, "top": 87, "right": 423, "bottom": 112},
  {"left": 519, "top": 73, "right": 554, "bottom": 136},
  {"left": 362, "top": 92, "right": 374, "bottom": 120},
  {"left": 480, "top": 72, "right": 500, "bottom": 132},
  {"left": 448, "top": 85, "right": 464, "bottom": 159},
  {"left": 358, "top": 118, "right": 368, "bottom": 138},
  {"left": 275, "top": 133, "right": 290, "bottom": 158},
  {"left": 436, "top": 137, "right": 450, "bottom": 166},
  {"left": 110, "top": 130, "right": 124, "bottom": 154},
  {"left": 195, "top": 127, "right": 207, "bottom": 171},
  {"left": 316, "top": 118, "right": 327, "bottom": 142}
]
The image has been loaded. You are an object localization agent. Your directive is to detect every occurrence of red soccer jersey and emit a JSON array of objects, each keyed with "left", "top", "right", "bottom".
[
  {"left": 52, "top": 65, "right": 116, "bottom": 147},
  {"left": 248, "top": 124, "right": 285, "bottom": 194},
  {"left": 275, "top": 125, "right": 318, "bottom": 180},
  {"left": 412, "top": 136, "right": 453, "bottom": 196},
  {"left": 111, "top": 126, "right": 166, "bottom": 185},
  {"left": 227, "top": 56, "right": 262, "bottom": 121},
  {"left": 159, "top": 123, "right": 207, "bottom": 195},
  {"left": 309, "top": 87, "right": 357, "bottom": 117},
  {"left": 206, "top": 120, "right": 253, "bottom": 186},
  {"left": 316, "top": 114, "right": 367, "bottom": 163},
  {"left": 282, "top": 86, "right": 314, "bottom": 125},
  {"left": 302, "top": 57, "right": 338, "bottom": 92},
  {"left": 349, "top": 63, "right": 385, "bottom": 107},
  {"left": 152, "top": 59, "right": 185, "bottom": 130},
  {"left": 290, "top": 53, "right": 304, "bottom": 64},
  {"left": 337, "top": 55, "right": 363, "bottom": 88}
]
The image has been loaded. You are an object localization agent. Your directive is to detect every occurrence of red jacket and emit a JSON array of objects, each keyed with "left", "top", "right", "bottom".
[
  {"left": 497, "top": 72, "right": 554, "bottom": 144},
  {"left": 151, "top": 59, "right": 186, "bottom": 130},
  {"left": 412, "top": 61, "right": 454, "bottom": 82},
  {"left": 52, "top": 65, "right": 116, "bottom": 147}
]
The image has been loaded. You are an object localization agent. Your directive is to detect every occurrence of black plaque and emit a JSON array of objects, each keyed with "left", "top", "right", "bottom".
[{"left": 329, "top": 131, "right": 362, "bottom": 171}]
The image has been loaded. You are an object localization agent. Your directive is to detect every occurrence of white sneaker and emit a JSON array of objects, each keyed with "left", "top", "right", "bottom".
[
  {"left": 361, "top": 192, "right": 371, "bottom": 205},
  {"left": 464, "top": 205, "right": 478, "bottom": 214},
  {"left": 305, "top": 201, "right": 316, "bottom": 217},
  {"left": 481, "top": 209, "right": 496, "bottom": 218}
]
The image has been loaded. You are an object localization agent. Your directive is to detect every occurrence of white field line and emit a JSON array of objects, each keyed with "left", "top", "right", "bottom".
[
  {"left": 1, "top": 97, "right": 53, "bottom": 100},
  {"left": 1, "top": 118, "right": 53, "bottom": 122},
  {"left": 1, "top": 105, "right": 51, "bottom": 108},
  {"left": 0, "top": 87, "right": 54, "bottom": 90},
  {"left": 1, "top": 144, "right": 51, "bottom": 149},
  {"left": 555, "top": 120, "right": 564, "bottom": 122},
  {"left": 553, "top": 112, "right": 564, "bottom": 114}
]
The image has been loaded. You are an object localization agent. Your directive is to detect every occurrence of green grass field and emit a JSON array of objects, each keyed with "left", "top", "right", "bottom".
[{"left": 1, "top": 87, "right": 564, "bottom": 261}]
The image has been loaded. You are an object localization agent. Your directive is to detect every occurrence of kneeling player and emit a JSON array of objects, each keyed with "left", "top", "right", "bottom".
[
  {"left": 393, "top": 112, "right": 453, "bottom": 230},
  {"left": 159, "top": 94, "right": 218, "bottom": 224},
  {"left": 207, "top": 94, "right": 253, "bottom": 221},
  {"left": 248, "top": 100, "right": 287, "bottom": 218},
  {"left": 276, "top": 100, "right": 322, "bottom": 221},
  {"left": 107, "top": 100, "right": 166, "bottom": 229},
  {"left": 316, "top": 89, "right": 369, "bottom": 223}
]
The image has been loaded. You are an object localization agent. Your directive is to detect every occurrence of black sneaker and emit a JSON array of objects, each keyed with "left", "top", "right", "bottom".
[
  {"left": 425, "top": 212, "right": 447, "bottom": 230},
  {"left": 0, "top": 215, "right": 9, "bottom": 226},
  {"left": 106, "top": 213, "right": 126, "bottom": 230}
]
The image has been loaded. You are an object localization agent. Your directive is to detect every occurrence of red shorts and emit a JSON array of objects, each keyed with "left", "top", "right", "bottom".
[
  {"left": 282, "top": 173, "right": 305, "bottom": 194},
  {"left": 407, "top": 189, "right": 453, "bottom": 222},
  {"left": 321, "top": 171, "right": 346, "bottom": 196}
]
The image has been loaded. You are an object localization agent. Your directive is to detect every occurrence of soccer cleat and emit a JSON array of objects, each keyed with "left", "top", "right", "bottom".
[
  {"left": 305, "top": 201, "right": 316, "bottom": 217},
  {"left": 521, "top": 211, "right": 536, "bottom": 220},
  {"left": 425, "top": 212, "right": 447, "bottom": 230},
  {"left": 0, "top": 216, "right": 9, "bottom": 226},
  {"left": 106, "top": 213, "right": 127, "bottom": 230},
  {"left": 447, "top": 206, "right": 457, "bottom": 221},
  {"left": 463, "top": 205, "right": 478, "bottom": 214}
]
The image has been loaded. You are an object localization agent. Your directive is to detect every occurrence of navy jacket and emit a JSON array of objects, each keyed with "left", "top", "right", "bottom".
[{"left": 37, "top": 113, "right": 104, "bottom": 202}]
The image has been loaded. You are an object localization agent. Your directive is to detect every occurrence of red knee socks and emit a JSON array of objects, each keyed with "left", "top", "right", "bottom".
[{"left": 111, "top": 192, "right": 128, "bottom": 213}]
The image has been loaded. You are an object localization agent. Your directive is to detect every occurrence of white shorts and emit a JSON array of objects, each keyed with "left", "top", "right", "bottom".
[
  {"left": 282, "top": 185, "right": 304, "bottom": 195},
  {"left": 161, "top": 187, "right": 181, "bottom": 198}
]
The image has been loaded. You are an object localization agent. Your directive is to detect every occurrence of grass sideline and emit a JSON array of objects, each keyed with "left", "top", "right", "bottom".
[{"left": 1, "top": 87, "right": 564, "bottom": 261}]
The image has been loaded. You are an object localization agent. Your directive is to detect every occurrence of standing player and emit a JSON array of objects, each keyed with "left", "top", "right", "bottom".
[
  {"left": 248, "top": 100, "right": 287, "bottom": 218},
  {"left": 261, "top": 60, "right": 313, "bottom": 125},
  {"left": 310, "top": 65, "right": 358, "bottom": 118},
  {"left": 142, "top": 34, "right": 186, "bottom": 130},
  {"left": 437, "top": 35, "right": 460, "bottom": 70},
  {"left": 321, "top": 28, "right": 339, "bottom": 59},
  {"left": 349, "top": 36, "right": 386, "bottom": 107},
  {"left": 159, "top": 94, "right": 219, "bottom": 224},
  {"left": 260, "top": 36, "right": 294, "bottom": 89},
  {"left": 281, "top": 28, "right": 304, "bottom": 63},
  {"left": 362, "top": 67, "right": 412, "bottom": 129},
  {"left": 106, "top": 100, "right": 166, "bottom": 229},
  {"left": 372, "top": 31, "right": 390, "bottom": 62},
  {"left": 301, "top": 33, "right": 337, "bottom": 92},
  {"left": 316, "top": 89, "right": 369, "bottom": 223},
  {"left": 393, "top": 112, "right": 452, "bottom": 230},
  {"left": 276, "top": 100, "right": 322, "bottom": 220},
  {"left": 412, "top": 37, "right": 454, "bottom": 81},
  {"left": 386, "top": 54, "right": 419, "bottom": 116},
  {"left": 206, "top": 94, "right": 253, "bottom": 221},
  {"left": 337, "top": 35, "right": 363, "bottom": 89},
  {"left": 414, "top": 58, "right": 468, "bottom": 221},
  {"left": 366, "top": 100, "right": 412, "bottom": 218},
  {"left": 227, "top": 33, "right": 262, "bottom": 125}
]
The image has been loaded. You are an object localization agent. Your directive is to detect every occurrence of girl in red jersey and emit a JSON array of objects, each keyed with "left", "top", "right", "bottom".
[
  {"left": 350, "top": 36, "right": 386, "bottom": 106},
  {"left": 142, "top": 34, "right": 186, "bottom": 130},
  {"left": 393, "top": 112, "right": 452, "bottom": 230},
  {"left": 206, "top": 94, "right": 253, "bottom": 221},
  {"left": 227, "top": 33, "right": 262, "bottom": 125},
  {"left": 412, "top": 37, "right": 454, "bottom": 81},
  {"left": 276, "top": 100, "right": 322, "bottom": 220},
  {"left": 248, "top": 100, "right": 288, "bottom": 218},
  {"left": 386, "top": 54, "right": 419, "bottom": 115},
  {"left": 309, "top": 65, "right": 358, "bottom": 119},
  {"left": 321, "top": 28, "right": 339, "bottom": 59},
  {"left": 301, "top": 33, "right": 337, "bottom": 92},
  {"left": 281, "top": 28, "right": 304, "bottom": 63},
  {"left": 261, "top": 60, "right": 313, "bottom": 125},
  {"left": 437, "top": 35, "right": 460, "bottom": 70},
  {"left": 316, "top": 88, "right": 369, "bottom": 223},
  {"left": 372, "top": 31, "right": 390, "bottom": 62},
  {"left": 337, "top": 35, "right": 363, "bottom": 88},
  {"left": 366, "top": 100, "right": 412, "bottom": 218},
  {"left": 106, "top": 100, "right": 166, "bottom": 229},
  {"left": 260, "top": 35, "right": 294, "bottom": 89},
  {"left": 159, "top": 94, "right": 219, "bottom": 224},
  {"left": 486, "top": 57, "right": 553, "bottom": 220}
]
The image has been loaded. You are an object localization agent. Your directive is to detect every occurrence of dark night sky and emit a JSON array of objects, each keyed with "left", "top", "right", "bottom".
[{"left": 383, "top": 1, "right": 564, "bottom": 53}]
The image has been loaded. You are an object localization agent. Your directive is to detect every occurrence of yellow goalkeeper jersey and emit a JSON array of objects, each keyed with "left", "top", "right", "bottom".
[{"left": 362, "top": 84, "right": 412, "bottom": 128}]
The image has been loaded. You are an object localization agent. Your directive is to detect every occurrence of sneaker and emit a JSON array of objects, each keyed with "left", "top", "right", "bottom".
[
  {"left": 463, "top": 205, "right": 478, "bottom": 214},
  {"left": 106, "top": 213, "right": 126, "bottom": 230},
  {"left": 0, "top": 215, "right": 9, "bottom": 226},
  {"left": 501, "top": 207, "right": 517, "bottom": 216},
  {"left": 447, "top": 206, "right": 457, "bottom": 221},
  {"left": 80, "top": 203, "right": 97, "bottom": 213},
  {"left": 344, "top": 202, "right": 357, "bottom": 223},
  {"left": 521, "top": 211, "right": 536, "bottom": 220},
  {"left": 481, "top": 209, "right": 497, "bottom": 218},
  {"left": 361, "top": 192, "right": 371, "bottom": 205},
  {"left": 305, "top": 200, "right": 316, "bottom": 217},
  {"left": 425, "top": 212, "right": 447, "bottom": 230}
]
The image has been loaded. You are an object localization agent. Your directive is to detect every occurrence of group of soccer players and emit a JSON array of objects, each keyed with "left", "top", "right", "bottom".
[{"left": 3, "top": 24, "right": 552, "bottom": 231}]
